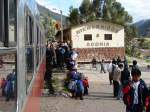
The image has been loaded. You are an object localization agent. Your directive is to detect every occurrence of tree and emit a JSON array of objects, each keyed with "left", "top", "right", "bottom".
[
  {"left": 79, "top": 0, "right": 95, "bottom": 22},
  {"left": 103, "top": 0, "right": 132, "bottom": 25},
  {"left": 68, "top": 7, "right": 80, "bottom": 26},
  {"left": 40, "top": 14, "right": 56, "bottom": 39},
  {"left": 92, "top": 0, "right": 102, "bottom": 18},
  {"left": 125, "top": 25, "right": 138, "bottom": 55},
  {"left": 103, "top": 0, "right": 115, "bottom": 21}
]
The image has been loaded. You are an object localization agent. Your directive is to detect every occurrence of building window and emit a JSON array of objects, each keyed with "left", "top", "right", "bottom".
[
  {"left": 104, "top": 34, "right": 112, "bottom": 40},
  {"left": 84, "top": 34, "right": 92, "bottom": 41}
]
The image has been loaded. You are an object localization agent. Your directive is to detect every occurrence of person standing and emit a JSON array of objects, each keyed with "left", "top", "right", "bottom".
[
  {"left": 113, "top": 64, "right": 123, "bottom": 98},
  {"left": 117, "top": 56, "right": 122, "bottom": 65},
  {"left": 100, "top": 59, "right": 106, "bottom": 73},
  {"left": 5, "top": 73, "right": 13, "bottom": 101},
  {"left": 131, "top": 60, "right": 139, "bottom": 73},
  {"left": 122, "top": 69, "right": 148, "bottom": 112},
  {"left": 58, "top": 44, "right": 65, "bottom": 70},
  {"left": 121, "top": 65, "right": 131, "bottom": 86},
  {"left": 46, "top": 44, "right": 53, "bottom": 70},
  {"left": 92, "top": 57, "right": 97, "bottom": 69},
  {"left": 107, "top": 61, "right": 113, "bottom": 85},
  {"left": 83, "top": 77, "right": 89, "bottom": 95}
]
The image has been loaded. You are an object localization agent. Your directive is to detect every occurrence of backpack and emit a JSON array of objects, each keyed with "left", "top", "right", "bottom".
[
  {"left": 122, "top": 83, "right": 132, "bottom": 106},
  {"left": 59, "top": 48, "right": 65, "bottom": 55},
  {"left": 146, "top": 96, "right": 150, "bottom": 111}
]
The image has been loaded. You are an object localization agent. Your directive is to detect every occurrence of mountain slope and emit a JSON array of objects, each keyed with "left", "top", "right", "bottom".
[
  {"left": 134, "top": 19, "right": 150, "bottom": 37},
  {"left": 37, "top": 4, "right": 69, "bottom": 28}
]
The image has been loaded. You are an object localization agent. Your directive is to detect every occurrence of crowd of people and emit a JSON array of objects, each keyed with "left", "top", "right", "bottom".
[
  {"left": 45, "top": 41, "right": 150, "bottom": 111},
  {"left": 107, "top": 57, "right": 150, "bottom": 112},
  {"left": 46, "top": 41, "right": 78, "bottom": 70},
  {"left": 45, "top": 41, "right": 89, "bottom": 100},
  {"left": 0, "top": 69, "right": 17, "bottom": 101}
]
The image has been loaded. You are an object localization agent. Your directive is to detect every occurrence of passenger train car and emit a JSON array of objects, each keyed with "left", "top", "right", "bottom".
[{"left": 0, "top": 0, "right": 46, "bottom": 112}]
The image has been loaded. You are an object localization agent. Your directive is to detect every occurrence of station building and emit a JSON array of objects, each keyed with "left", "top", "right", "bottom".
[
  {"left": 70, "top": 20, "right": 125, "bottom": 62},
  {"left": 56, "top": 20, "right": 125, "bottom": 62}
]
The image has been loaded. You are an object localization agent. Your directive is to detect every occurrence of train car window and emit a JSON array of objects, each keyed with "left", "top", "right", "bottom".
[
  {"left": 0, "top": 0, "right": 4, "bottom": 46},
  {"left": 29, "top": 17, "right": 33, "bottom": 45},
  {"left": 36, "top": 27, "right": 39, "bottom": 67},
  {"left": 0, "top": 0, "right": 16, "bottom": 47},
  {"left": 25, "top": 15, "right": 34, "bottom": 90},
  {"left": 0, "top": 0, "right": 9, "bottom": 47},
  {"left": 37, "top": 27, "right": 39, "bottom": 44},
  {"left": 8, "top": 0, "right": 16, "bottom": 46},
  {"left": 39, "top": 32, "right": 41, "bottom": 60}
]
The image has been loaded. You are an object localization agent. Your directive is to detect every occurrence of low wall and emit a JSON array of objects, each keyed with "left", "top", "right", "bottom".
[{"left": 75, "top": 47, "right": 125, "bottom": 62}]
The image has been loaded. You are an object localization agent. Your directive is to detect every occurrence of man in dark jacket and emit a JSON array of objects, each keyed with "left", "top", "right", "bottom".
[
  {"left": 121, "top": 65, "right": 131, "bottom": 86},
  {"left": 122, "top": 69, "right": 148, "bottom": 112},
  {"left": 131, "top": 60, "right": 139, "bottom": 73}
]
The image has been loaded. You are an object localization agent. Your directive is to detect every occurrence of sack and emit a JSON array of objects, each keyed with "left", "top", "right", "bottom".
[
  {"left": 59, "top": 48, "right": 65, "bottom": 55},
  {"left": 108, "top": 63, "right": 112, "bottom": 73},
  {"left": 68, "top": 81, "right": 76, "bottom": 90}
]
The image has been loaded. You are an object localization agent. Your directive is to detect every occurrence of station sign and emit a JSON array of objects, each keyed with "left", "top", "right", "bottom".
[
  {"left": 86, "top": 42, "right": 110, "bottom": 47},
  {"left": 76, "top": 24, "right": 120, "bottom": 35}
]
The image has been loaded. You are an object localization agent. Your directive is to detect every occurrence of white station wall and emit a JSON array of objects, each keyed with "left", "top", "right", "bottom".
[{"left": 71, "top": 22, "right": 124, "bottom": 48}]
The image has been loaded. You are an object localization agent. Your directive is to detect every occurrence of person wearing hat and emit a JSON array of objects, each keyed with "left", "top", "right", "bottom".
[{"left": 122, "top": 69, "right": 148, "bottom": 112}]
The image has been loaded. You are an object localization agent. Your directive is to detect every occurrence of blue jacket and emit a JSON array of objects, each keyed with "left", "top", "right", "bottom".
[
  {"left": 76, "top": 80, "right": 84, "bottom": 93},
  {"left": 5, "top": 81, "right": 13, "bottom": 95}
]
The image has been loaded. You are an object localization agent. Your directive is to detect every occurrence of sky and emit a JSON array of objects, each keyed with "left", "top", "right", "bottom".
[{"left": 36, "top": 0, "right": 150, "bottom": 22}]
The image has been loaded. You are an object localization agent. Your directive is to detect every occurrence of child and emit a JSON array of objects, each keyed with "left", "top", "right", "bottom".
[
  {"left": 83, "top": 77, "right": 89, "bottom": 95},
  {"left": 122, "top": 69, "right": 148, "bottom": 112},
  {"left": 75, "top": 74, "right": 84, "bottom": 100},
  {"left": 1, "top": 78, "right": 6, "bottom": 96}
]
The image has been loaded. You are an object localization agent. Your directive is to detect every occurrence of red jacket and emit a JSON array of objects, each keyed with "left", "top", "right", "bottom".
[{"left": 83, "top": 79, "right": 89, "bottom": 88}]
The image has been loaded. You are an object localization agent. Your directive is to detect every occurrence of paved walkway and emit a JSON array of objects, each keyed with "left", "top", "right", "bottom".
[{"left": 41, "top": 65, "right": 126, "bottom": 112}]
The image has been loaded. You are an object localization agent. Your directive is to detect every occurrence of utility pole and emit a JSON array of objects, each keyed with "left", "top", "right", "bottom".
[{"left": 52, "top": 8, "right": 63, "bottom": 42}]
